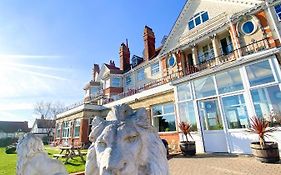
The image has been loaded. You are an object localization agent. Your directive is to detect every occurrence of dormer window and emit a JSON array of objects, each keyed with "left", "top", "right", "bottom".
[{"left": 188, "top": 11, "right": 209, "bottom": 30}]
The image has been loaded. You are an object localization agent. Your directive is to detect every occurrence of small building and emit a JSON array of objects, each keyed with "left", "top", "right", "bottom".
[
  {"left": 30, "top": 118, "right": 56, "bottom": 140},
  {"left": 0, "top": 121, "right": 30, "bottom": 139}
]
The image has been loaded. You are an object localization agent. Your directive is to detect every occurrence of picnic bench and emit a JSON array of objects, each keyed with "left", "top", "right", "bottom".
[{"left": 53, "top": 146, "right": 86, "bottom": 164}]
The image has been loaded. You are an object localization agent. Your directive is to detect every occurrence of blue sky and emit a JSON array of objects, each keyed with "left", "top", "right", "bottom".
[{"left": 0, "top": 0, "right": 186, "bottom": 127}]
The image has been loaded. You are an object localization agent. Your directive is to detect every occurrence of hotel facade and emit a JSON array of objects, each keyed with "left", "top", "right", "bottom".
[{"left": 55, "top": 0, "right": 281, "bottom": 154}]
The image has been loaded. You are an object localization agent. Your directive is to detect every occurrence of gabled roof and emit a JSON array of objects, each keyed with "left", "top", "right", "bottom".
[
  {"left": 104, "top": 63, "right": 123, "bottom": 74},
  {"left": 159, "top": 0, "right": 263, "bottom": 57},
  {"left": 33, "top": 119, "right": 55, "bottom": 129},
  {"left": 0, "top": 121, "right": 30, "bottom": 133}
]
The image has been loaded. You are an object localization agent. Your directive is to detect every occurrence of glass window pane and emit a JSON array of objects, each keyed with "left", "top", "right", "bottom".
[
  {"left": 216, "top": 69, "right": 244, "bottom": 94},
  {"left": 222, "top": 94, "right": 250, "bottom": 129},
  {"left": 153, "top": 114, "right": 176, "bottom": 132},
  {"left": 188, "top": 20, "right": 195, "bottom": 30},
  {"left": 194, "top": 76, "right": 216, "bottom": 98},
  {"left": 151, "top": 62, "right": 159, "bottom": 75},
  {"left": 177, "top": 83, "right": 191, "bottom": 101},
  {"left": 152, "top": 105, "right": 162, "bottom": 116},
  {"left": 275, "top": 4, "right": 281, "bottom": 13},
  {"left": 195, "top": 16, "right": 201, "bottom": 26},
  {"left": 246, "top": 60, "right": 275, "bottom": 86},
  {"left": 198, "top": 99, "right": 223, "bottom": 130},
  {"left": 112, "top": 77, "right": 121, "bottom": 87},
  {"left": 163, "top": 103, "right": 174, "bottom": 114},
  {"left": 137, "top": 69, "right": 145, "bottom": 81},
  {"left": 178, "top": 102, "right": 197, "bottom": 131},
  {"left": 125, "top": 76, "right": 131, "bottom": 86},
  {"left": 251, "top": 86, "right": 281, "bottom": 125},
  {"left": 202, "top": 12, "right": 209, "bottom": 22}
]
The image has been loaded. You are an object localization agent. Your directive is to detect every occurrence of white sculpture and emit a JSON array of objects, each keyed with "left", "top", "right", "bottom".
[
  {"left": 86, "top": 104, "right": 169, "bottom": 175},
  {"left": 16, "top": 133, "right": 68, "bottom": 175}
]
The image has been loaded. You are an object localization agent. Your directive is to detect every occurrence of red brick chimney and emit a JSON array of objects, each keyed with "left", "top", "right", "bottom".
[
  {"left": 92, "top": 64, "right": 100, "bottom": 81},
  {"left": 143, "top": 26, "right": 155, "bottom": 61},
  {"left": 119, "top": 40, "right": 130, "bottom": 71}
]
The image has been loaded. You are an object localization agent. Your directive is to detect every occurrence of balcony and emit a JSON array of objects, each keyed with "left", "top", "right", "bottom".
[{"left": 186, "top": 37, "right": 270, "bottom": 75}]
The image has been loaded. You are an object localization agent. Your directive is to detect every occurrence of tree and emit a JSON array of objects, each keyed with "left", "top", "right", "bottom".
[{"left": 34, "top": 101, "right": 64, "bottom": 137}]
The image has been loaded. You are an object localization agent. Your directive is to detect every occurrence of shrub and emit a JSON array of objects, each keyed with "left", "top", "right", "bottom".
[{"left": 5, "top": 145, "right": 16, "bottom": 154}]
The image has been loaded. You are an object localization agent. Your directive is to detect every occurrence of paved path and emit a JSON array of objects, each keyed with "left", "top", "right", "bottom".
[{"left": 168, "top": 154, "right": 281, "bottom": 175}]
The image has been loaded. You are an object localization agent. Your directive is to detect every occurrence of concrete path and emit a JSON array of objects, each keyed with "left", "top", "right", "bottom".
[{"left": 168, "top": 154, "right": 281, "bottom": 175}]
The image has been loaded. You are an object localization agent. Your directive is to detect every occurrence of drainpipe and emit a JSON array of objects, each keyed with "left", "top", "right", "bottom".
[{"left": 266, "top": 1, "right": 281, "bottom": 43}]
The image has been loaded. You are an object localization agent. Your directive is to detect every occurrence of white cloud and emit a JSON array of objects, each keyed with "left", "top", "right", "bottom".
[{"left": 0, "top": 103, "right": 34, "bottom": 111}]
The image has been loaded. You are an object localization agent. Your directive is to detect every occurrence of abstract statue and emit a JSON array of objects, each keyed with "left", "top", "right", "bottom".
[
  {"left": 16, "top": 133, "right": 68, "bottom": 175},
  {"left": 85, "top": 104, "right": 169, "bottom": 175}
]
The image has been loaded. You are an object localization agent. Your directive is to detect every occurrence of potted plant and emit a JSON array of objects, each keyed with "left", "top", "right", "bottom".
[
  {"left": 178, "top": 121, "right": 196, "bottom": 156},
  {"left": 249, "top": 116, "right": 280, "bottom": 163}
]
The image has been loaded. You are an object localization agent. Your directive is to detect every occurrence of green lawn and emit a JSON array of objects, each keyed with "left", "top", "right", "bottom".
[{"left": 0, "top": 146, "right": 87, "bottom": 175}]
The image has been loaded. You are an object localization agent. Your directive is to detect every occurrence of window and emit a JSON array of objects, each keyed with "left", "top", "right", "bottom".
[
  {"left": 56, "top": 124, "right": 61, "bottom": 138},
  {"left": 194, "top": 76, "right": 216, "bottom": 98},
  {"left": 112, "top": 77, "right": 121, "bottom": 87},
  {"left": 199, "top": 43, "right": 214, "bottom": 63},
  {"left": 188, "top": 11, "right": 209, "bottom": 30},
  {"left": 89, "top": 118, "right": 93, "bottom": 136},
  {"left": 241, "top": 20, "right": 255, "bottom": 35},
  {"left": 73, "top": 119, "right": 80, "bottom": 137},
  {"left": 62, "top": 121, "right": 70, "bottom": 138},
  {"left": 151, "top": 62, "right": 160, "bottom": 75},
  {"left": 178, "top": 102, "right": 197, "bottom": 131},
  {"left": 222, "top": 94, "right": 250, "bottom": 129},
  {"left": 274, "top": 4, "right": 281, "bottom": 21},
  {"left": 90, "top": 87, "right": 98, "bottom": 95},
  {"left": 125, "top": 76, "right": 132, "bottom": 86},
  {"left": 251, "top": 85, "right": 281, "bottom": 126},
  {"left": 137, "top": 68, "right": 145, "bottom": 81},
  {"left": 177, "top": 83, "right": 192, "bottom": 101},
  {"left": 246, "top": 60, "right": 275, "bottom": 87},
  {"left": 216, "top": 69, "right": 244, "bottom": 94},
  {"left": 152, "top": 103, "right": 176, "bottom": 132},
  {"left": 168, "top": 56, "right": 176, "bottom": 67}
]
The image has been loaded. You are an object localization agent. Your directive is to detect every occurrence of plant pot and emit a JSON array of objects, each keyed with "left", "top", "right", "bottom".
[
  {"left": 180, "top": 141, "right": 196, "bottom": 156},
  {"left": 250, "top": 142, "right": 280, "bottom": 163}
]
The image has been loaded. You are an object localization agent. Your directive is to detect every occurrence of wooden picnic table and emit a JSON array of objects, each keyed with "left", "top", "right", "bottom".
[{"left": 53, "top": 146, "right": 86, "bottom": 164}]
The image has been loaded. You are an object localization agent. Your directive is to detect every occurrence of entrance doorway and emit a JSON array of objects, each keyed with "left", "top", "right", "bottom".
[{"left": 198, "top": 98, "right": 228, "bottom": 153}]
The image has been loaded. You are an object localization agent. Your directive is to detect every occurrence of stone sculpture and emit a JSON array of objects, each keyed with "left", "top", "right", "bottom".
[
  {"left": 85, "top": 104, "right": 169, "bottom": 175},
  {"left": 16, "top": 133, "right": 68, "bottom": 175}
]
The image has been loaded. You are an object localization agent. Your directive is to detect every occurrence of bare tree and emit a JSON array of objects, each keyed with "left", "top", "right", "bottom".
[{"left": 34, "top": 101, "right": 64, "bottom": 138}]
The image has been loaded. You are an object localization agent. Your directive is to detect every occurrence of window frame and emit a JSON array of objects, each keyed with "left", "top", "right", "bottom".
[
  {"left": 151, "top": 62, "right": 160, "bottom": 76},
  {"left": 137, "top": 68, "right": 145, "bottom": 81},
  {"left": 125, "top": 75, "right": 132, "bottom": 86},
  {"left": 188, "top": 11, "right": 209, "bottom": 30},
  {"left": 151, "top": 103, "right": 177, "bottom": 133},
  {"left": 112, "top": 77, "right": 121, "bottom": 87},
  {"left": 73, "top": 119, "right": 80, "bottom": 138},
  {"left": 62, "top": 121, "right": 70, "bottom": 138},
  {"left": 274, "top": 4, "right": 281, "bottom": 21}
]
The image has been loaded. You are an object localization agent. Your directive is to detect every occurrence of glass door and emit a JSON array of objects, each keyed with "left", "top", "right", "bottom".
[{"left": 198, "top": 98, "right": 228, "bottom": 152}]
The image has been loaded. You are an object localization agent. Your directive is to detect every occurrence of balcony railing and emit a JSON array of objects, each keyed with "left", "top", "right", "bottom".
[{"left": 186, "top": 37, "right": 270, "bottom": 75}]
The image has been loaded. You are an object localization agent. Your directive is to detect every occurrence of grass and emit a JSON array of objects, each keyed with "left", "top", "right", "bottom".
[{"left": 0, "top": 146, "right": 87, "bottom": 175}]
